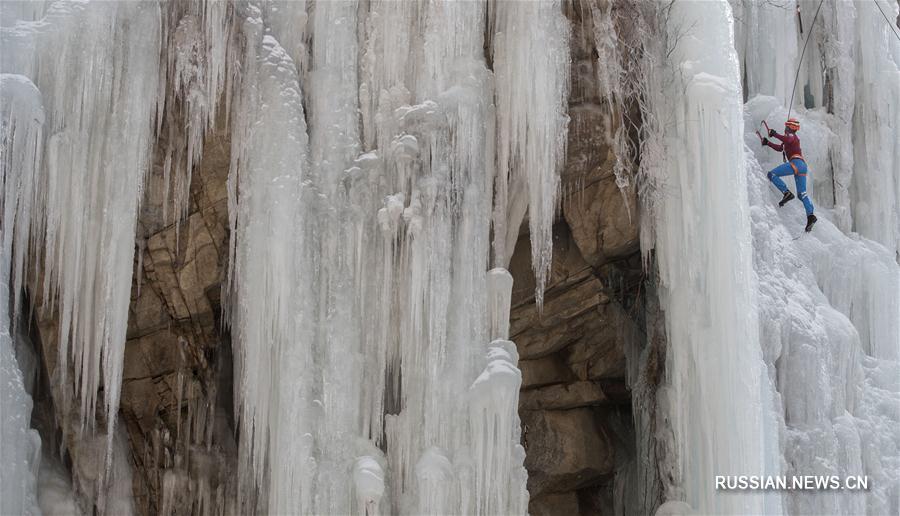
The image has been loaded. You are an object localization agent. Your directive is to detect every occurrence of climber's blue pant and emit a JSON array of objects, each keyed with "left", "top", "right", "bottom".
[{"left": 767, "top": 159, "right": 814, "bottom": 215}]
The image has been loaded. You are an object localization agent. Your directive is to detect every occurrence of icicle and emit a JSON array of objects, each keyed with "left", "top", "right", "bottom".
[
  {"left": 468, "top": 339, "right": 525, "bottom": 516},
  {"left": 487, "top": 268, "right": 513, "bottom": 340},
  {"left": 227, "top": 4, "right": 316, "bottom": 513},
  {"left": 0, "top": 73, "right": 44, "bottom": 516},
  {"left": 158, "top": 0, "right": 231, "bottom": 226},
  {"left": 489, "top": 0, "right": 570, "bottom": 308},
  {"left": 0, "top": 74, "right": 45, "bottom": 322},
  {"left": 0, "top": 4, "right": 163, "bottom": 504}
]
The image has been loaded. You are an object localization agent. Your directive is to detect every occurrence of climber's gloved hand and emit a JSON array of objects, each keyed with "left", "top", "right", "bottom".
[
  {"left": 768, "top": 129, "right": 777, "bottom": 137},
  {"left": 761, "top": 137, "right": 769, "bottom": 146}
]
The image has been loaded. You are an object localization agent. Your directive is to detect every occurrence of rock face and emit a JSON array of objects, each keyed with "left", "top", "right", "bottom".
[
  {"left": 23, "top": 1, "right": 646, "bottom": 514},
  {"left": 508, "top": 3, "right": 645, "bottom": 513},
  {"left": 28, "top": 120, "right": 238, "bottom": 514},
  {"left": 119, "top": 123, "right": 237, "bottom": 514}
]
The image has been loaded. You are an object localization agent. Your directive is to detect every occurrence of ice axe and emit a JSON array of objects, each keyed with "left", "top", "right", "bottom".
[
  {"left": 761, "top": 120, "right": 789, "bottom": 162},
  {"left": 755, "top": 120, "right": 769, "bottom": 144}
]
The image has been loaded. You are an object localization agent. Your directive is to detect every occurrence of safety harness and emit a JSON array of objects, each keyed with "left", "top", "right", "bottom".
[{"left": 787, "top": 154, "right": 806, "bottom": 176}]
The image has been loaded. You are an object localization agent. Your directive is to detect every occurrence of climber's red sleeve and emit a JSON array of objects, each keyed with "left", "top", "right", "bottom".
[{"left": 765, "top": 139, "right": 783, "bottom": 152}]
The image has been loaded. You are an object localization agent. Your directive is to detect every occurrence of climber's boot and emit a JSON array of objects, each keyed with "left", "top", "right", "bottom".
[
  {"left": 805, "top": 214, "right": 817, "bottom": 232},
  {"left": 779, "top": 191, "right": 795, "bottom": 207}
]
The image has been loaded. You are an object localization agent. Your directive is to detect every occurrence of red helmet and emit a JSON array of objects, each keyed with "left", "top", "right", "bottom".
[{"left": 785, "top": 118, "right": 800, "bottom": 132}]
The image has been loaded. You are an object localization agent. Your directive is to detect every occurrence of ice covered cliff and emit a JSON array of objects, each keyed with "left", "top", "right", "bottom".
[
  {"left": 2, "top": 0, "right": 899, "bottom": 515},
  {"left": 2, "top": 0, "right": 569, "bottom": 514},
  {"left": 640, "top": 0, "right": 900, "bottom": 514}
]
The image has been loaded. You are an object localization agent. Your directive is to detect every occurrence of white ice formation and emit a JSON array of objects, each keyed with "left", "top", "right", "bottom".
[
  {"left": 642, "top": 0, "right": 900, "bottom": 514},
  {"left": 2, "top": 0, "right": 898, "bottom": 515},
  {"left": 2, "top": 0, "right": 570, "bottom": 514}
]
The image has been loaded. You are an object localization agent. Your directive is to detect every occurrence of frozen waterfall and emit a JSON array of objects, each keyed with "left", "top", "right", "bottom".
[
  {"left": 222, "top": 0, "right": 569, "bottom": 512},
  {"left": 639, "top": 1, "right": 781, "bottom": 513},
  {"left": 2, "top": 0, "right": 899, "bottom": 515},
  {"left": 2, "top": 0, "right": 567, "bottom": 512},
  {"left": 644, "top": 0, "right": 900, "bottom": 514}
]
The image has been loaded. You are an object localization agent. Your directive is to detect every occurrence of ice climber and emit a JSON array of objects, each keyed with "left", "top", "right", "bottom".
[{"left": 761, "top": 118, "right": 816, "bottom": 232}]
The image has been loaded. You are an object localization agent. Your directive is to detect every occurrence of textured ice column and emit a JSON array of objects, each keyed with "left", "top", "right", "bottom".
[
  {"left": 818, "top": 0, "right": 857, "bottom": 231},
  {"left": 158, "top": 0, "right": 230, "bottom": 225},
  {"left": 487, "top": 268, "right": 513, "bottom": 341},
  {"left": 228, "top": 6, "right": 316, "bottom": 513},
  {"left": 3, "top": 2, "right": 162, "bottom": 487},
  {"left": 469, "top": 339, "right": 526, "bottom": 516},
  {"left": 490, "top": 0, "right": 570, "bottom": 307},
  {"left": 0, "top": 74, "right": 44, "bottom": 319},
  {"left": 413, "top": 447, "right": 454, "bottom": 516},
  {"left": 353, "top": 456, "right": 385, "bottom": 516},
  {"left": 0, "top": 74, "right": 44, "bottom": 516},
  {"left": 0, "top": 317, "right": 42, "bottom": 515},
  {"left": 850, "top": 0, "right": 900, "bottom": 261},
  {"left": 359, "top": 0, "right": 422, "bottom": 149},
  {"left": 307, "top": 1, "right": 366, "bottom": 513},
  {"left": 646, "top": 1, "right": 780, "bottom": 513},
  {"left": 733, "top": 0, "right": 800, "bottom": 103}
]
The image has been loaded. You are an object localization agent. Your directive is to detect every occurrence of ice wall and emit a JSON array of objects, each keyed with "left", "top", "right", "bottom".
[
  {"left": 734, "top": 0, "right": 900, "bottom": 258},
  {"left": 646, "top": 0, "right": 900, "bottom": 513},
  {"left": 641, "top": 1, "right": 782, "bottom": 513},
  {"left": 736, "top": 2, "right": 900, "bottom": 510},
  {"left": 745, "top": 103, "right": 900, "bottom": 513},
  {"left": 0, "top": 257, "right": 42, "bottom": 515},
  {"left": 3, "top": 0, "right": 569, "bottom": 512},
  {"left": 731, "top": 0, "right": 800, "bottom": 104},
  {"left": 222, "top": 0, "right": 568, "bottom": 514},
  {"left": 848, "top": 0, "right": 900, "bottom": 261},
  {"left": 1, "top": 73, "right": 44, "bottom": 516},
  {"left": 2, "top": 0, "right": 161, "bottom": 511},
  {"left": 490, "top": 0, "right": 570, "bottom": 307}
]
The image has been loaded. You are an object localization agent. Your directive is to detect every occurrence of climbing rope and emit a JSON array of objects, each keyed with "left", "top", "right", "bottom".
[
  {"left": 787, "top": 0, "right": 826, "bottom": 120},
  {"left": 873, "top": 0, "right": 900, "bottom": 43}
]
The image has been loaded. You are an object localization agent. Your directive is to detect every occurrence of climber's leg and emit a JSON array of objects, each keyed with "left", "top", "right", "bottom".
[
  {"left": 767, "top": 163, "right": 793, "bottom": 193},
  {"left": 792, "top": 160, "right": 817, "bottom": 232},
  {"left": 792, "top": 162, "right": 814, "bottom": 216}
]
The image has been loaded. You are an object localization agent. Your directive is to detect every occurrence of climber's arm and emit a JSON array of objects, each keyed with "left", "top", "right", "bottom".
[{"left": 762, "top": 138, "right": 783, "bottom": 151}]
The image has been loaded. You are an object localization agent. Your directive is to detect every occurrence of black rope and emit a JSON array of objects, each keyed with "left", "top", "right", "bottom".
[
  {"left": 873, "top": 0, "right": 900, "bottom": 43},
  {"left": 787, "top": 0, "right": 826, "bottom": 120}
]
